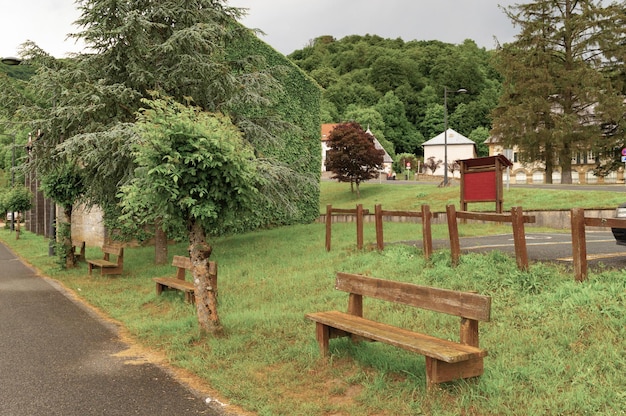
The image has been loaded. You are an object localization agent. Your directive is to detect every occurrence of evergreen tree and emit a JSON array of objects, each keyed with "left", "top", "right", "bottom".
[{"left": 492, "top": 0, "right": 626, "bottom": 184}]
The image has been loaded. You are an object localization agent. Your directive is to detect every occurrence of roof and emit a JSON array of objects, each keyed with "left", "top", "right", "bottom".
[
  {"left": 422, "top": 129, "right": 475, "bottom": 146},
  {"left": 320, "top": 123, "right": 336, "bottom": 141},
  {"left": 365, "top": 127, "right": 393, "bottom": 164}
]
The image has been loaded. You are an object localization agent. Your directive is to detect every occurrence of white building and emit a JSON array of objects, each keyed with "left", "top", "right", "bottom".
[{"left": 422, "top": 129, "right": 477, "bottom": 178}]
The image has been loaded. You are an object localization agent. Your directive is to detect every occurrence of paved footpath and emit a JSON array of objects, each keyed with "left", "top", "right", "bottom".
[{"left": 0, "top": 242, "right": 237, "bottom": 416}]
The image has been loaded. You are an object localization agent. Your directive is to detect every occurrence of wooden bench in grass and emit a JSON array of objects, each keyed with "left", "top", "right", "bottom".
[
  {"left": 153, "top": 255, "right": 217, "bottom": 304},
  {"left": 305, "top": 272, "right": 492, "bottom": 388},
  {"left": 72, "top": 241, "right": 86, "bottom": 262},
  {"left": 87, "top": 243, "right": 124, "bottom": 276}
]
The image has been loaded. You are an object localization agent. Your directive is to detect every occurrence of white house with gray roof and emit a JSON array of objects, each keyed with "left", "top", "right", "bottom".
[{"left": 422, "top": 129, "right": 477, "bottom": 178}]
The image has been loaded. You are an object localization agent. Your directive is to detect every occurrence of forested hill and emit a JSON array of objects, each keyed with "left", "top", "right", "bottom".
[{"left": 288, "top": 35, "right": 503, "bottom": 157}]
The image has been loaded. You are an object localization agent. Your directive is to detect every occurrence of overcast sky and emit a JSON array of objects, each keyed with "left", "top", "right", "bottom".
[{"left": 1, "top": 0, "right": 520, "bottom": 59}]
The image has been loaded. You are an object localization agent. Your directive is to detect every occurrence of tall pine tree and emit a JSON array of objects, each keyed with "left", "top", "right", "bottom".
[{"left": 491, "top": 0, "right": 626, "bottom": 184}]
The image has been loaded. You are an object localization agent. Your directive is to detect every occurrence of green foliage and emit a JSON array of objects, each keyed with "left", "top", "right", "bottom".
[
  {"left": 393, "top": 153, "right": 420, "bottom": 175},
  {"left": 39, "top": 163, "right": 85, "bottom": 208},
  {"left": 290, "top": 36, "right": 499, "bottom": 154},
  {"left": 120, "top": 96, "right": 260, "bottom": 238},
  {"left": 492, "top": 1, "right": 626, "bottom": 183},
  {"left": 1, "top": 185, "right": 32, "bottom": 213},
  {"left": 6, "top": 1, "right": 320, "bottom": 237},
  {"left": 225, "top": 31, "right": 322, "bottom": 228},
  {"left": 468, "top": 126, "right": 490, "bottom": 157}
]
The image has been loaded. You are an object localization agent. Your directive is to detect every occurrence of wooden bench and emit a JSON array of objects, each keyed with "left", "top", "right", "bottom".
[
  {"left": 305, "top": 273, "right": 491, "bottom": 388},
  {"left": 153, "top": 256, "right": 217, "bottom": 304},
  {"left": 87, "top": 243, "right": 124, "bottom": 276},
  {"left": 72, "top": 241, "right": 86, "bottom": 262}
]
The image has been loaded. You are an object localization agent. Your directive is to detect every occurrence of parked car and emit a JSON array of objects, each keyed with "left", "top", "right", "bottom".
[{"left": 611, "top": 203, "right": 626, "bottom": 246}]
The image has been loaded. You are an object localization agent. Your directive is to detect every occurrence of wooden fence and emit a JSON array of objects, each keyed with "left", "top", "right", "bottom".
[
  {"left": 374, "top": 204, "right": 435, "bottom": 259},
  {"left": 446, "top": 204, "right": 536, "bottom": 270},
  {"left": 325, "top": 204, "right": 369, "bottom": 251},
  {"left": 570, "top": 208, "right": 626, "bottom": 282}
]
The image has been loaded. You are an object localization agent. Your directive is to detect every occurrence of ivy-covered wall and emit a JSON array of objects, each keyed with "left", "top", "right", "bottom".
[{"left": 228, "top": 29, "right": 322, "bottom": 228}]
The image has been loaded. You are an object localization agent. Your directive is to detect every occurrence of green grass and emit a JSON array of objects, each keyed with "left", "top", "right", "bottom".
[
  {"left": 319, "top": 181, "right": 626, "bottom": 212},
  {"left": 2, "top": 209, "right": 625, "bottom": 415}
]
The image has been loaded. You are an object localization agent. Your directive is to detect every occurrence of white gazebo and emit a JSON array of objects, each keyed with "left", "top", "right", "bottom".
[{"left": 422, "top": 129, "right": 476, "bottom": 178}]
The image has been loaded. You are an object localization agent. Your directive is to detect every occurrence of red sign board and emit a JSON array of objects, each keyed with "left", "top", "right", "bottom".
[{"left": 463, "top": 171, "right": 497, "bottom": 201}]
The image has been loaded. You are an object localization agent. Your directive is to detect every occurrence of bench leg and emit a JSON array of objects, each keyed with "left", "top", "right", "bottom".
[
  {"left": 88, "top": 263, "right": 93, "bottom": 276},
  {"left": 425, "top": 357, "right": 484, "bottom": 388},
  {"left": 185, "top": 291, "right": 195, "bottom": 304},
  {"left": 315, "top": 323, "right": 330, "bottom": 357},
  {"left": 155, "top": 282, "right": 164, "bottom": 296}
]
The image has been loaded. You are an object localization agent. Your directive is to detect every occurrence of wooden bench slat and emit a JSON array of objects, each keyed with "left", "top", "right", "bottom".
[
  {"left": 335, "top": 273, "right": 491, "bottom": 322},
  {"left": 153, "top": 277, "right": 194, "bottom": 292},
  {"left": 306, "top": 310, "right": 486, "bottom": 363}
]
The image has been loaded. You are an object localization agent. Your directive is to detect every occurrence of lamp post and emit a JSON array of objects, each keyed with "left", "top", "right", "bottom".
[
  {"left": 443, "top": 87, "right": 467, "bottom": 186},
  {"left": 2, "top": 57, "right": 22, "bottom": 231}
]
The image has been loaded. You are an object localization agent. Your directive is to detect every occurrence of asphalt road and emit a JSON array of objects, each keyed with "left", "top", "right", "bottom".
[
  {"left": 0, "top": 242, "right": 238, "bottom": 416},
  {"left": 433, "top": 230, "right": 626, "bottom": 269}
]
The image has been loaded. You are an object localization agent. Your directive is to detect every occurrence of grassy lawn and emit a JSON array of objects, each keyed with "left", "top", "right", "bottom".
[
  {"left": 319, "top": 180, "right": 626, "bottom": 212},
  {"left": 1, "top": 184, "right": 624, "bottom": 415}
]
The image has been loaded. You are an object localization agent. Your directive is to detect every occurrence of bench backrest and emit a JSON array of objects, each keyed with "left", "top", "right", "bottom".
[
  {"left": 172, "top": 255, "right": 192, "bottom": 280},
  {"left": 171, "top": 256, "right": 217, "bottom": 282},
  {"left": 102, "top": 244, "right": 124, "bottom": 265},
  {"left": 335, "top": 272, "right": 491, "bottom": 322}
]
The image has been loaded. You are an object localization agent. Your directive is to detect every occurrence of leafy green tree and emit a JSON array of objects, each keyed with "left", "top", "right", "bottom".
[
  {"left": 393, "top": 153, "right": 420, "bottom": 176},
  {"left": 16, "top": 0, "right": 317, "bottom": 266},
  {"left": 375, "top": 91, "right": 422, "bottom": 154},
  {"left": 420, "top": 103, "right": 445, "bottom": 141},
  {"left": 492, "top": 0, "right": 626, "bottom": 184},
  {"left": 310, "top": 66, "right": 339, "bottom": 88},
  {"left": 325, "top": 122, "right": 385, "bottom": 197},
  {"left": 468, "top": 126, "right": 491, "bottom": 157},
  {"left": 2, "top": 185, "right": 32, "bottom": 240},
  {"left": 120, "top": 96, "right": 260, "bottom": 334},
  {"left": 39, "top": 163, "right": 85, "bottom": 268}
]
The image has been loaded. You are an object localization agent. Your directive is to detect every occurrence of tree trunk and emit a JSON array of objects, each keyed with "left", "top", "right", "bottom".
[
  {"left": 15, "top": 214, "right": 20, "bottom": 240},
  {"left": 154, "top": 219, "right": 168, "bottom": 265},
  {"left": 188, "top": 219, "right": 221, "bottom": 335},
  {"left": 560, "top": 148, "right": 573, "bottom": 184},
  {"left": 63, "top": 205, "right": 76, "bottom": 269}
]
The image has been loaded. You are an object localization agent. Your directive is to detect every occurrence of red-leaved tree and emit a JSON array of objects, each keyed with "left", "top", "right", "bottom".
[{"left": 325, "top": 122, "right": 385, "bottom": 197}]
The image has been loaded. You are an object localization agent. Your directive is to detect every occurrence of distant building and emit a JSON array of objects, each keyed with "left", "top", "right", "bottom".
[
  {"left": 483, "top": 138, "right": 623, "bottom": 184},
  {"left": 422, "top": 129, "right": 477, "bottom": 178}
]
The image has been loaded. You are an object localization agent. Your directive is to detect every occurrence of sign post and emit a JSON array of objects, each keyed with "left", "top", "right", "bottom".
[{"left": 459, "top": 155, "right": 513, "bottom": 213}]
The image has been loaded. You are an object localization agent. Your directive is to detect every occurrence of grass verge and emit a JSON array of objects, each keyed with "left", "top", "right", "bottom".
[{"left": 1, "top": 220, "right": 624, "bottom": 415}]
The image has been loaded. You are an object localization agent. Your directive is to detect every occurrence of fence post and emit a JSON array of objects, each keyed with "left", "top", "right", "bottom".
[
  {"left": 325, "top": 204, "right": 332, "bottom": 252},
  {"left": 375, "top": 204, "right": 384, "bottom": 251},
  {"left": 511, "top": 206, "right": 529, "bottom": 271},
  {"left": 446, "top": 204, "right": 460, "bottom": 266},
  {"left": 422, "top": 204, "right": 433, "bottom": 260},
  {"left": 570, "top": 208, "right": 587, "bottom": 282},
  {"left": 356, "top": 204, "right": 364, "bottom": 250}
]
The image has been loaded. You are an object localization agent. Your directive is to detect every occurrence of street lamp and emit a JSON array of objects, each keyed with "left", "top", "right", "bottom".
[
  {"left": 1, "top": 57, "right": 22, "bottom": 66},
  {"left": 443, "top": 87, "right": 467, "bottom": 186},
  {"left": 2, "top": 57, "right": 22, "bottom": 231}
]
